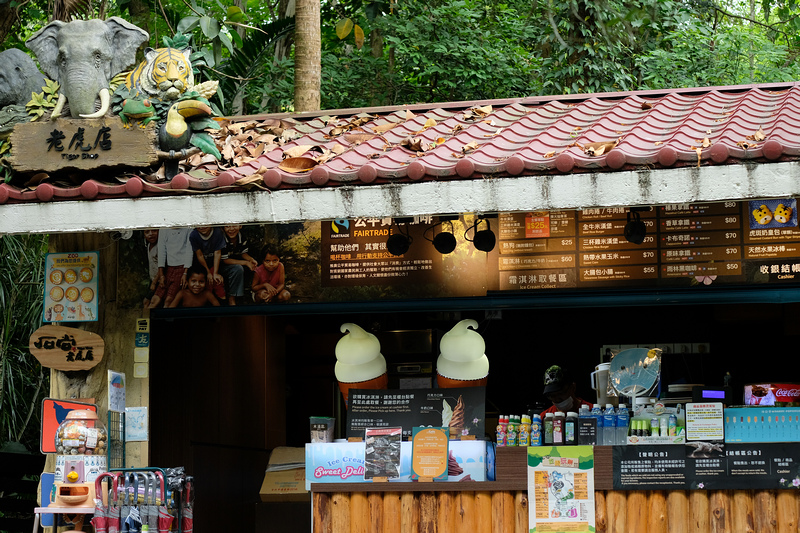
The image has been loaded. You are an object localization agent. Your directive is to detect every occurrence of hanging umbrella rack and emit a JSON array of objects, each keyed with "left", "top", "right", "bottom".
[{"left": 107, "top": 467, "right": 193, "bottom": 533}]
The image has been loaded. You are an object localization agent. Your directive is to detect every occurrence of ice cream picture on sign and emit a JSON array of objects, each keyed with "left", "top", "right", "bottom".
[{"left": 335, "top": 323, "right": 388, "bottom": 407}]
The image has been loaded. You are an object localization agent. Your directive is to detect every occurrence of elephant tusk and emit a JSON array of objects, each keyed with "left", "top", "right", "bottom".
[
  {"left": 79, "top": 88, "right": 110, "bottom": 119},
  {"left": 51, "top": 93, "right": 66, "bottom": 120}
]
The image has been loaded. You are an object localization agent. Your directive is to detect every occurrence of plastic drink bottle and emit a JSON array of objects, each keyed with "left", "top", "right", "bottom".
[
  {"left": 591, "top": 404, "right": 604, "bottom": 445},
  {"left": 553, "top": 411, "right": 565, "bottom": 445},
  {"left": 565, "top": 412, "right": 577, "bottom": 445},
  {"left": 531, "top": 414, "right": 543, "bottom": 446},
  {"left": 544, "top": 413, "right": 554, "bottom": 445},
  {"left": 616, "top": 404, "right": 629, "bottom": 445},
  {"left": 603, "top": 404, "right": 616, "bottom": 445}
]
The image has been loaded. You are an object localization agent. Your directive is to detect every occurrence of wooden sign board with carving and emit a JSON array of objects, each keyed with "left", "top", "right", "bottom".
[
  {"left": 29, "top": 325, "right": 104, "bottom": 371},
  {"left": 9, "top": 116, "right": 158, "bottom": 172}
]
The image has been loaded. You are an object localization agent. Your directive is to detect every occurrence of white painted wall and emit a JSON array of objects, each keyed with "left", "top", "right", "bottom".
[{"left": 1, "top": 161, "right": 798, "bottom": 235}]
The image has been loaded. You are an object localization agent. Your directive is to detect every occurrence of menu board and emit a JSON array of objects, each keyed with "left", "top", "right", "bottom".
[
  {"left": 42, "top": 251, "right": 99, "bottom": 323},
  {"left": 499, "top": 200, "right": 800, "bottom": 291},
  {"left": 613, "top": 442, "right": 800, "bottom": 490},
  {"left": 346, "top": 387, "right": 485, "bottom": 440},
  {"left": 528, "top": 446, "right": 595, "bottom": 533}
]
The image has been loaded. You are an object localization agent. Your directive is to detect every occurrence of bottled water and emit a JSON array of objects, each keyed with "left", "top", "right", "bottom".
[
  {"left": 591, "top": 404, "right": 603, "bottom": 445},
  {"left": 616, "top": 404, "right": 629, "bottom": 445},
  {"left": 603, "top": 404, "right": 616, "bottom": 446}
]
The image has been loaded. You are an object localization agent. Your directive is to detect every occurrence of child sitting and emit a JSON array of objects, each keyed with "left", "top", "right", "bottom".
[
  {"left": 220, "top": 224, "right": 258, "bottom": 306},
  {"left": 252, "top": 246, "right": 291, "bottom": 303}
]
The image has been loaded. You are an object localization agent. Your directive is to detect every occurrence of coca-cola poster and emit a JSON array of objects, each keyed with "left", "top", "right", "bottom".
[{"left": 744, "top": 383, "right": 800, "bottom": 406}]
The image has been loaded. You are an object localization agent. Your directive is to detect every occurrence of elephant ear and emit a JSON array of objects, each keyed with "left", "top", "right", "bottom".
[
  {"left": 25, "top": 20, "right": 66, "bottom": 82},
  {"left": 104, "top": 16, "right": 149, "bottom": 79}
]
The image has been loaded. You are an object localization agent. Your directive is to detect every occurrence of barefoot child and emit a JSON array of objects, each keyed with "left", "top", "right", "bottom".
[
  {"left": 252, "top": 246, "right": 291, "bottom": 303},
  {"left": 221, "top": 224, "right": 258, "bottom": 306}
]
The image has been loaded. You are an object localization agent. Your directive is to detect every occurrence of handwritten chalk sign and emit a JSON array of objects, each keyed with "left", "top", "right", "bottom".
[{"left": 29, "top": 325, "right": 104, "bottom": 371}]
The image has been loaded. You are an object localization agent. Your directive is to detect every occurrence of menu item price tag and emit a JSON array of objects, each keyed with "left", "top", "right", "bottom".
[
  {"left": 686, "top": 402, "right": 725, "bottom": 441},
  {"left": 411, "top": 427, "right": 449, "bottom": 480}
]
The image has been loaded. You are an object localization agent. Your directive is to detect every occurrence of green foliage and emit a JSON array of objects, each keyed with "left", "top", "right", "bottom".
[
  {"left": 0, "top": 234, "right": 48, "bottom": 452},
  {"left": 25, "top": 79, "right": 60, "bottom": 120}
]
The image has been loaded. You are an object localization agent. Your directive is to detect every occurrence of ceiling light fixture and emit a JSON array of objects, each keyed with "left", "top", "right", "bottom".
[
  {"left": 424, "top": 215, "right": 459, "bottom": 254},
  {"left": 624, "top": 207, "right": 651, "bottom": 245},
  {"left": 465, "top": 214, "right": 497, "bottom": 252},
  {"left": 386, "top": 217, "right": 414, "bottom": 256}
]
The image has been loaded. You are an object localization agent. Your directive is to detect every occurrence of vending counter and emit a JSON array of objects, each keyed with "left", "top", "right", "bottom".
[{"left": 310, "top": 446, "right": 800, "bottom": 533}]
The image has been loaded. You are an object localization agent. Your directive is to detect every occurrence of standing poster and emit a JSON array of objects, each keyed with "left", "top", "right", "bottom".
[
  {"left": 528, "top": 446, "right": 595, "bottom": 533},
  {"left": 411, "top": 427, "right": 449, "bottom": 480},
  {"left": 43, "top": 251, "right": 99, "bottom": 323},
  {"left": 364, "top": 427, "right": 402, "bottom": 480}
]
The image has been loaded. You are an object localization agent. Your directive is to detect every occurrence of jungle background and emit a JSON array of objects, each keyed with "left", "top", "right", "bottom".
[{"left": 5, "top": 0, "right": 800, "bottom": 449}]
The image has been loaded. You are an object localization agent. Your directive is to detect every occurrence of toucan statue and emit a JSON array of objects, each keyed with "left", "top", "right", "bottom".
[{"left": 158, "top": 99, "right": 221, "bottom": 180}]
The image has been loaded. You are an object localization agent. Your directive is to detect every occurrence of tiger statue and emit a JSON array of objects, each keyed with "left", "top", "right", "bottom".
[{"left": 124, "top": 47, "right": 194, "bottom": 101}]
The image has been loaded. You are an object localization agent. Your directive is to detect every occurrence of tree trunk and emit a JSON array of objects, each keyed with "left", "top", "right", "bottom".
[
  {"left": 294, "top": 0, "right": 320, "bottom": 112},
  {"left": 231, "top": 0, "right": 247, "bottom": 115},
  {"left": 0, "top": 4, "right": 18, "bottom": 45}
]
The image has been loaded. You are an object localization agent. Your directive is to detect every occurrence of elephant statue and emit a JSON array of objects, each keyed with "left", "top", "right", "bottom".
[
  {"left": 26, "top": 17, "right": 148, "bottom": 119},
  {"left": 0, "top": 49, "right": 46, "bottom": 108}
]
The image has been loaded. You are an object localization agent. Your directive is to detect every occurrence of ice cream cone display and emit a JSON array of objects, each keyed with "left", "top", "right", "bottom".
[
  {"left": 436, "top": 319, "right": 489, "bottom": 388},
  {"left": 448, "top": 395, "right": 466, "bottom": 439},
  {"left": 335, "top": 323, "right": 388, "bottom": 407}
]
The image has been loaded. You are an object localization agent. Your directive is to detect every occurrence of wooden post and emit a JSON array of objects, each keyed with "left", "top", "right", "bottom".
[
  {"left": 501, "top": 492, "right": 514, "bottom": 532},
  {"left": 709, "top": 490, "right": 732, "bottom": 533},
  {"left": 776, "top": 490, "right": 797, "bottom": 533},
  {"left": 595, "top": 491, "right": 607, "bottom": 533},
  {"left": 666, "top": 491, "right": 689, "bottom": 533},
  {"left": 472, "top": 491, "right": 489, "bottom": 533},
  {"left": 383, "top": 492, "right": 402, "bottom": 533},
  {"left": 690, "top": 490, "right": 710, "bottom": 533},
  {"left": 454, "top": 492, "right": 475, "bottom": 533},
  {"left": 350, "top": 492, "right": 369, "bottom": 533},
  {"left": 606, "top": 490, "right": 627, "bottom": 533},
  {"left": 331, "top": 493, "right": 350, "bottom": 533},
  {"left": 400, "top": 492, "right": 418, "bottom": 533},
  {"left": 648, "top": 490, "right": 667, "bottom": 533},
  {"left": 437, "top": 492, "right": 455, "bottom": 533},
  {"left": 369, "top": 492, "right": 384, "bottom": 533},
  {"left": 754, "top": 490, "right": 777, "bottom": 533},
  {"left": 419, "top": 492, "right": 438, "bottom": 533},
  {"left": 731, "top": 490, "right": 754, "bottom": 533},
  {"left": 513, "top": 491, "right": 528, "bottom": 533},
  {"left": 626, "top": 491, "right": 648, "bottom": 532},
  {"left": 313, "top": 493, "right": 332, "bottom": 533}
]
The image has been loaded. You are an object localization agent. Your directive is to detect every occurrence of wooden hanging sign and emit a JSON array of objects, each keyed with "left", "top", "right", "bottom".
[
  {"left": 9, "top": 116, "right": 158, "bottom": 173},
  {"left": 29, "top": 325, "right": 104, "bottom": 371}
]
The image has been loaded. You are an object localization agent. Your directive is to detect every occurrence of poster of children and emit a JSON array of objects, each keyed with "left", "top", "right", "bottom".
[
  {"left": 527, "top": 446, "right": 595, "bottom": 533},
  {"left": 117, "top": 222, "right": 318, "bottom": 309}
]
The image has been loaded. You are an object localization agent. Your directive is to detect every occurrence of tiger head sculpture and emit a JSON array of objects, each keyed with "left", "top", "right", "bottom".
[{"left": 124, "top": 47, "right": 194, "bottom": 101}]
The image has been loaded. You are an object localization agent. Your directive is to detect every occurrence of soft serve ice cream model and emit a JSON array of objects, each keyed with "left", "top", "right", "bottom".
[
  {"left": 335, "top": 323, "right": 388, "bottom": 407},
  {"left": 436, "top": 319, "right": 489, "bottom": 389}
]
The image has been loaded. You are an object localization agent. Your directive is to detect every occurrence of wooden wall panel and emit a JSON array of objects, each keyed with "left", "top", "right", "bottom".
[{"left": 312, "top": 490, "right": 800, "bottom": 533}]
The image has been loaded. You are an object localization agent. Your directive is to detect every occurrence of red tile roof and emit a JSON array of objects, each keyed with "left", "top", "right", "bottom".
[{"left": 2, "top": 81, "right": 798, "bottom": 205}]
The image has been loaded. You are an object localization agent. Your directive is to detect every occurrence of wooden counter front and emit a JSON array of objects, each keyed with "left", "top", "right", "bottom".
[{"left": 311, "top": 446, "right": 800, "bottom": 532}]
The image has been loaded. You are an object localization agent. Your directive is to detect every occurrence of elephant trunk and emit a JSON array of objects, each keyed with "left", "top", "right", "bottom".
[
  {"left": 60, "top": 67, "right": 110, "bottom": 118},
  {"left": 80, "top": 88, "right": 110, "bottom": 119}
]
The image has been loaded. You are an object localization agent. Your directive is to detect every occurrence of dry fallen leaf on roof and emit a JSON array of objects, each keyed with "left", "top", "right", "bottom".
[
  {"left": 573, "top": 127, "right": 582, "bottom": 132},
  {"left": 228, "top": 121, "right": 257, "bottom": 134},
  {"left": 236, "top": 174, "right": 264, "bottom": 187},
  {"left": 368, "top": 153, "right": 382, "bottom": 159},
  {"left": 401, "top": 136, "right": 426, "bottom": 152},
  {"left": 436, "top": 137, "right": 446, "bottom": 145},
  {"left": 583, "top": 139, "right": 620, "bottom": 156},
  {"left": 372, "top": 122, "right": 398, "bottom": 134},
  {"left": 747, "top": 126, "right": 766, "bottom": 141},
  {"left": 344, "top": 132, "right": 375, "bottom": 144},
  {"left": 474, "top": 105, "right": 492, "bottom": 116},
  {"left": 405, "top": 110, "right": 415, "bottom": 121},
  {"left": 544, "top": 151, "right": 556, "bottom": 158},
  {"left": 462, "top": 141, "right": 479, "bottom": 154},
  {"left": 452, "top": 124, "right": 463, "bottom": 134},
  {"left": 690, "top": 146, "right": 702, "bottom": 167},
  {"left": 278, "top": 157, "right": 318, "bottom": 173},
  {"left": 702, "top": 137, "right": 711, "bottom": 148},
  {"left": 641, "top": 102, "right": 653, "bottom": 110},
  {"left": 736, "top": 141, "right": 757, "bottom": 149},
  {"left": 422, "top": 117, "right": 437, "bottom": 129},
  {"left": 332, "top": 144, "right": 347, "bottom": 155},
  {"left": 283, "top": 145, "right": 313, "bottom": 158},
  {"left": 654, "top": 141, "right": 663, "bottom": 146},
  {"left": 451, "top": 152, "right": 465, "bottom": 159}
]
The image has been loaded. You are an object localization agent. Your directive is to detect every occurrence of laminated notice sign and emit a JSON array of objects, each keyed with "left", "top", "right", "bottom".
[{"left": 528, "top": 446, "right": 595, "bottom": 533}]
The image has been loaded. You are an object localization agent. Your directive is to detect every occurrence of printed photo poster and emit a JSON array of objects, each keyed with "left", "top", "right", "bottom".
[
  {"left": 125, "top": 406, "right": 148, "bottom": 442},
  {"left": 528, "top": 446, "right": 595, "bottom": 533},
  {"left": 107, "top": 370, "right": 126, "bottom": 413},
  {"left": 411, "top": 427, "right": 449, "bottom": 480},
  {"left": 43, "top": 251, "right": 99, "bottom": 323}
]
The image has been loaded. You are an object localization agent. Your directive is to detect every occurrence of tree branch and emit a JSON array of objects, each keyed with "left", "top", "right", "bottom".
[
  {"left": 708, "top": 1, "right": 790, "bottom": 41},
  {"left": 546, "top": 0, "right": 568, "bottom": 48}
]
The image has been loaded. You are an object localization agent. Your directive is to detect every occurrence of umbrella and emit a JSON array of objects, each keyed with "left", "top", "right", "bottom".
[
  {"left": 107, "top": 473, "right": 122, "bottom": 533},
  {"left": 155, "top": 471, "right": 173, "bottom": 533},
  {"left": 91, "top": 473, "right": 115, "bottom": 533},
  {"left": 181, "top": 477, "right": 193, "bottom": 533},
  {"left": 121, "top": 473, "right": 142, "bottom": 533}
]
